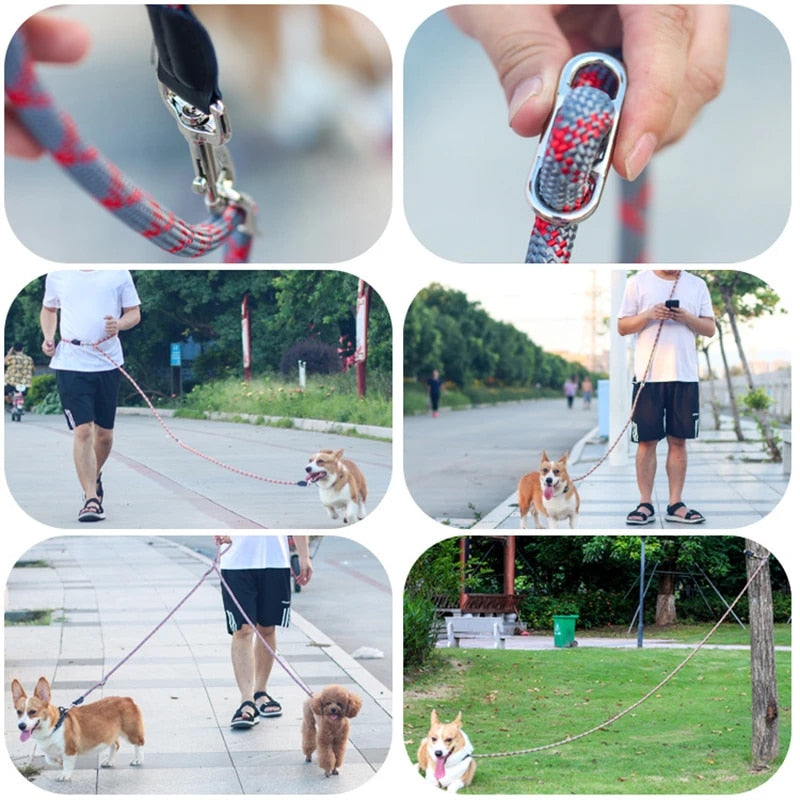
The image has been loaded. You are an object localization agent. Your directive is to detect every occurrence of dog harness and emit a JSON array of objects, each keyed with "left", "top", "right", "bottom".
[
  {"left": 525, "top": 52, "right": 626, "bottom": 263},
  {"left": 5, "top": 5, "right": 255, "bottom": 262}
]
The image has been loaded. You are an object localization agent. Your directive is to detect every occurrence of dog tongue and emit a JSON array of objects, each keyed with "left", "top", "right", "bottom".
[
  {"left": 544, "top": 485, "right": 554, "bottom": 501},
  {"left": 434, "top": 756, "right": 447, "bottom": 781},
  {"left": 20, "top": 730, "right": 31, "bottom": 743}
]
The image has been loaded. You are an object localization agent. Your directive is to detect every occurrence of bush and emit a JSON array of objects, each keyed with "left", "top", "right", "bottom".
[
  {"left": 279, "top": 339, "right": 341, "bottom": 375},
  {"left": 403, "top": 594, "right": 437, "bottom": 670},
  {"left": 27, "top": 374, "right": 56, "bottom": 407}
]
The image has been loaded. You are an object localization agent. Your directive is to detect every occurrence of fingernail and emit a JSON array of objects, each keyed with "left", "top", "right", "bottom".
[
  {"left": 508, "top": 76, "right": 544, "bottom": 125},
  {"left": 624, "top": 133, "right": 657, "bottom": 181}
]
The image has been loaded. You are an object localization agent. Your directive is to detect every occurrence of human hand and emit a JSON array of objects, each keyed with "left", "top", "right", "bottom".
[
  {"left": 5, "top": 13, "right": 90, "bottom": 158},
  {"left": 103, "top": 315, "right": 119, "bottom": 337},
  {"left": 448, "top": 4, "right": 728, "bottom": 181},
  {"left": 41, "top": 339, "right": 56, "bottom": 357}
]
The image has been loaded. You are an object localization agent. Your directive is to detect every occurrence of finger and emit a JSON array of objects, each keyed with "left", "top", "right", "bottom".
[
  {"left": 4, "top": 110, "right": 45, "bottom": 158},
  {"left": 448, "top": 4, "right": 572, "bottom": 137},
  {"left": 658, "top": 5, "right": 728, "bottom": 147},
  {"left": 613, "top": 5, "right": 696, "bottom": 180},
  {"left": 21, "top": 14, "right": 91, "bottom": 64}
]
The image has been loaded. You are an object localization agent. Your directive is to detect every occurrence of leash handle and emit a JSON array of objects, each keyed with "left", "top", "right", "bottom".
[{"left": 525, "top": 52, "right": 626, "bottom": 263}]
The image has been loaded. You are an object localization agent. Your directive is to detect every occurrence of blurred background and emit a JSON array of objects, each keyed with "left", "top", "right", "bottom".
[
  {"left": 5, "top": 4, "right": 392, "bottom": 263},
  {"left": 404, "top": 5, "right": 791, "bottom": 263}
]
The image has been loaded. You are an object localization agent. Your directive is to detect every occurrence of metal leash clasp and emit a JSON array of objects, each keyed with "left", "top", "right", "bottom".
[
  {"left": 158, "top": 83, "right": 257, "bottom": 236},
  {"left": 527, "top": 52, "right": 626, "bottom": 225}
]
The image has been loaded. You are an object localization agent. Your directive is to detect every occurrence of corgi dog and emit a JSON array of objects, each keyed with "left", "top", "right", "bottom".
[
  {"left": 416, "top": 710, "right": 476, "bottom": 792},
  {"left": 518, "top": 450, "right": 580, "bottom": 529},
  {"left": 304, "top": 448, "right": 368, "bottom": 524},
  {"left": 11, "top": 676, "right": 144, "bottom": 781}
]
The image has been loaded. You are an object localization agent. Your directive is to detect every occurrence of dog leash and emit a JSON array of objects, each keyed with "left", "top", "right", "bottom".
[
  {"left": 471, "top": 550, "right": 769, "bottom": 759},
  {"left": 67, "top": 542, "right": 312, "bottom": 711},
  {"left": 62, "top": 335, "right": 307, "bottom": 488},
  {"left": 572, "top": 271, "right": 681, "bottom": 483},
  {"left": 525, "top": 53, "right": 626, "bottom": 263},
  {"left": 5, "top": 5, "right": 255, "bottom": 262}
]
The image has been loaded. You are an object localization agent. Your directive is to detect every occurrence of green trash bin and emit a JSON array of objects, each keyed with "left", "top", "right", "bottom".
[{"left": 553, "top": 614, "right": 579, "bottom": 647}]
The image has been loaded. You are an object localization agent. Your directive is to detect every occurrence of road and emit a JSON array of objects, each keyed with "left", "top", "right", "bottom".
[
  {"left": 404, "top": 398, "right": 595, "bottom": 522},
  {"left": 5, "top": 411, "right": 391, "bottom": 529},
  {"left": 169, "top": 535, "right": 393, "bottom": 689}
]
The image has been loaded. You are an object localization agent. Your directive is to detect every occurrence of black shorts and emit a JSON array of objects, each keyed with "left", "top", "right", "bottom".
[
  {"left": 221, "top": 568, "right": 291, "bottom": 634},
  {"left": 631, "top": 381, "right": 699, "bottom": 443},
  {"left": 56, "top": 369, "right": 121, "bottom": 430}
]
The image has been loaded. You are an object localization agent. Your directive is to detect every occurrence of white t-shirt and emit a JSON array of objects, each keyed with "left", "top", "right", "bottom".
[
  {"left": 219, "top": 536, "right": 291, "bottom": 570},
  {"left": 618, "top": 271, "right": 713, "bottom": 383},
  {"left": 43, "top": 271, "right": 141, "bottom": 372}
]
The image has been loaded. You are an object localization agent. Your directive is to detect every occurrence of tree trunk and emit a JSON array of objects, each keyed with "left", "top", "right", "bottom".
[
  {"left": 716, "top": 319, "right": 744, "bottom": 440},
  {"left": 745, "top": 540, "right": 779, "bottom": 767},
  {"left": 655, "top": 572, "right": 677, "bottom": 626},
  {"left": 700, "top": 344, "right": 721, "bottom": 430}
]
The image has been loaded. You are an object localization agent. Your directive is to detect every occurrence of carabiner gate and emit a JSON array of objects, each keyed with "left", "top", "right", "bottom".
[{"left": 526, "top": 52, "right": 626, "bottom": 226}]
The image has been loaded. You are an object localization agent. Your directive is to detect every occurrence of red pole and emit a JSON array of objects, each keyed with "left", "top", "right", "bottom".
[
  {"left": 241, "top": 292, "right": 252, "bottom": 382},
  {"left": 355, "top": 280, "right": 371, "bottom": 398}
]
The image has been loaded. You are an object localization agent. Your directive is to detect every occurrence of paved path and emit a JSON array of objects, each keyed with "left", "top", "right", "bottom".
[
  {"left": 4, "top": 410, "right": 391, "bottom": 530},
  {"left": 5, "top": 536, "right": 391, "bottom": 794}
]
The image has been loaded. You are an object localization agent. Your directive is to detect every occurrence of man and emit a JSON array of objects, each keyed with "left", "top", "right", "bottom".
[
  {"left": 214, "top": 535, "right": 313, "bottom": 729},
  {"left": 40, "top": 270, "right": 141, "bottom": 522},
  {"left": 4, "top": 342, "right": 34, "bottom": 402},
  {"left": 617, "top": 269, "right": 715, "bottom": 525}
]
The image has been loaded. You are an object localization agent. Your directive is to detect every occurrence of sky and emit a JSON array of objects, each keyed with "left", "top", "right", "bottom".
[{"left": 434, "top": 269, "right": 792, "bottom": 374}]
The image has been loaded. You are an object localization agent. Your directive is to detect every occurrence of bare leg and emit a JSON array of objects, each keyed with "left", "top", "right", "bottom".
[
  {"left": 73, "top": 422, "right": 99, "bottom": 498},
  {"left": 665, "top": 435, "right": 688, "bottom": 510},
  {"left": 231, "top": 625, "right": 256, "bottom": 704},
  {"left": 635, "top": 439, "right": 658, "bottom": 505}
]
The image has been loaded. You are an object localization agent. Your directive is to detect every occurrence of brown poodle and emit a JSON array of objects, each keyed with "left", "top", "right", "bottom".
[{"left": 301, "top": 684, "right": 363, "bottom": 777}]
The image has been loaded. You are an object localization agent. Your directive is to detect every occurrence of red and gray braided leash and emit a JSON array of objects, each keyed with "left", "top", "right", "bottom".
[
  {"left": 5, "top": 6, "right": 255, "bottom": 262},
  {"left": 65, "top": 335, "right": 305, "bottom": 488},
  {"left": 526, "top": 53, "right": 626, "bottom": 263}
]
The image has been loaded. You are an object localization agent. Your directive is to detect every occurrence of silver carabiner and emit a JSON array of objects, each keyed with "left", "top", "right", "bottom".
[
  {"left": 157, "top": 83, "right": 257, "bottom": 235},
  {"left": 526, "top": 52, "right": 626, "bottom": 226}
]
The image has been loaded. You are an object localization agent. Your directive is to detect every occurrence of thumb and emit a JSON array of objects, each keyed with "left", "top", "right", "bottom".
[{"left": 448, "top": 5, "right": 571, "bottom": 137}]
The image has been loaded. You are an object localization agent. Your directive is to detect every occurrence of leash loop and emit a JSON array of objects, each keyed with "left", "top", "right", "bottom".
[{"left": 525, "top": 52, "right": 626, "bottom": 263}]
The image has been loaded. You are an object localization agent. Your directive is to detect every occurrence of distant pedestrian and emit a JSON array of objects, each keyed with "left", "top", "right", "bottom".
[
  {"left": 214, "top": 535, "right": 312, "bottom": 730},
  {"left": 563, "top": 374, "right": 578, "bottom": 409},
  {"left": 4, "top": 342, "right": 34, "bottom": 404},
  {"left": 581, "top": 376, "right": 593, "bottom": 410},
  {"left": 427, "top": 369, "right": 443, "bottom": 417},
  {"left": 40, "top": 270, "right": 141, "bottom": 522},
  {"left": 618, "top": 269, "right": 715, "bottom": 525}
]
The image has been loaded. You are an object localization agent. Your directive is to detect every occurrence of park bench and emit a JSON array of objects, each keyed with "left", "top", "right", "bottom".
[{"left": 445, "top": 616, "right": 509, "bottom": 649}]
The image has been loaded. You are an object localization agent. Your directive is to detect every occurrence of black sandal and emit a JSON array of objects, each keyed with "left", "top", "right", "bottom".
[
  {"left": 254, "top": 691, "right": 282, "bottom": 717},
  {"left": 665, "top": 502, "right": 706, "bottom": 524},
  {"left": 78, "top": 497, "right": 105, "bottom": 522},
  {"left": 625, "top": 502, "right": 655, "bottom": 525},
  {"left": 231, "top": 700, "right": 260, "bottom": 729},
  {"left": 96, "top": 472, "right": 104, "bottom": 503}
]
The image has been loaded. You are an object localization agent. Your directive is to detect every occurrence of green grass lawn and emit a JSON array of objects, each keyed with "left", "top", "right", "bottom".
[{"left": 404, "top": 647, "right": 791, "bottom": 793}]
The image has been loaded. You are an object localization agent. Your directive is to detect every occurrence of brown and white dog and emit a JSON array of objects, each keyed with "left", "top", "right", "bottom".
[
  {"left": 416, "top": 710, "right": 476, "bottom": 792},
  {"left": 11, "top": 676, "right": 144, "bottom": 781},
  {"left": 301, "top": 684, "right": 363, "bottom": 777},
  {"left": 517, "top": 450, "right": 580, "bottom": 529},
  {"left": 304, "top": 448, "right": 368, "bottom": 524}
]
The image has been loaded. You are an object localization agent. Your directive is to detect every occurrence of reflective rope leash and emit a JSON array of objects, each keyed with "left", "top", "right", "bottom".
[
  {"left": 4, "top": 5, "right": 255, "bottom": 262},
  {"left": 65, "top": 335, "right": 306, "bottom": 488},
  {"left": 525, "top": 53, "right": 626, "bottom": 263},
  {"left": 67, "top": 542, "right": 313, "bottom": 710},
  {"left": 473, "top": 550, "right": 769, "bottom": 759}
]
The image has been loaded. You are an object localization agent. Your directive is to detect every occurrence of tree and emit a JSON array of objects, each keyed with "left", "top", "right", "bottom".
[{"left": 745, "top": 539, "right": 779, "bottom": 767}]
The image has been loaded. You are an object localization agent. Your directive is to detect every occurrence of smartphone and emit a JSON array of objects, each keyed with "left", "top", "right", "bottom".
[{"left": 665, "top": 299, "right": 680, "bottom": 309}]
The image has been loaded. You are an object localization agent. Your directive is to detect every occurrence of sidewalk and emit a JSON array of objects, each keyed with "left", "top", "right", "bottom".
[
  {"left": 475, "top": 416, "right": 789, "bottom": 530},
  {"left": 4, "top": 537, "right": 392, "bottom": 794}
]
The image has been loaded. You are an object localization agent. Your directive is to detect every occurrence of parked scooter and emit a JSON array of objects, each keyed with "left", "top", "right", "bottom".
[{"left": 9, "top": 384, "right": 26, "bottom": 421}]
